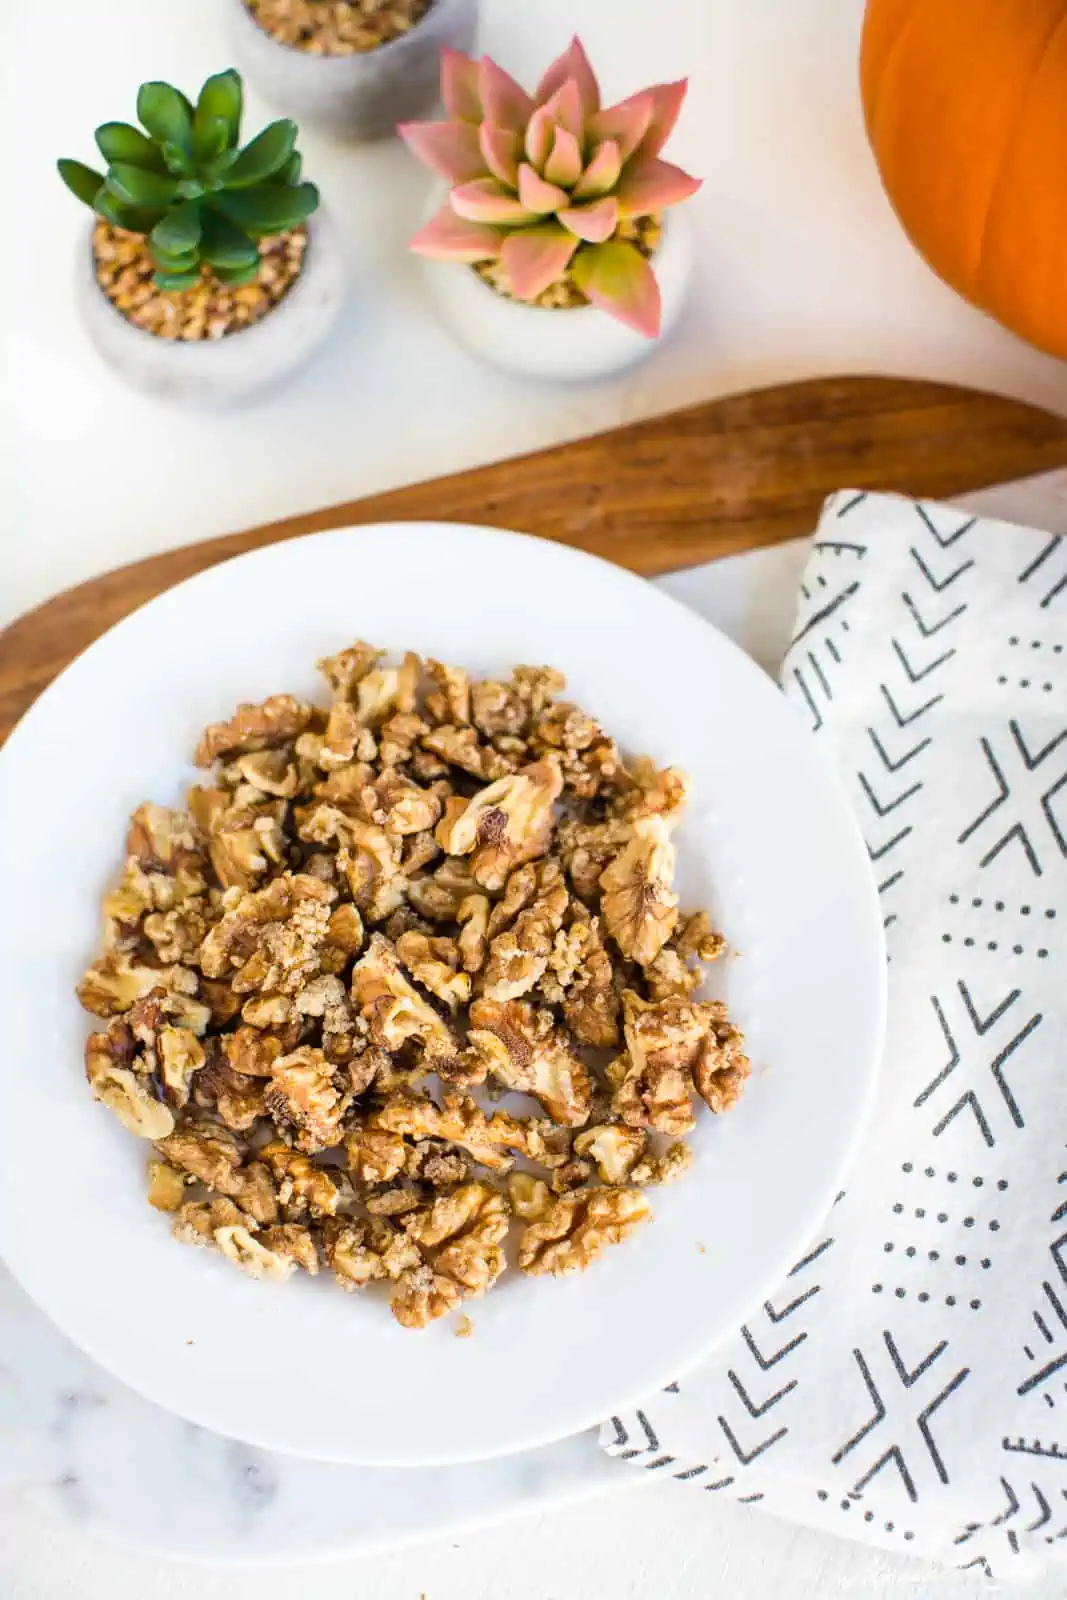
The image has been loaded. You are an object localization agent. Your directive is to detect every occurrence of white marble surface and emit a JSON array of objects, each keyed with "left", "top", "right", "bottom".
[{"left": 9, "top": 0, "right": 1067, "bottom": 1592}]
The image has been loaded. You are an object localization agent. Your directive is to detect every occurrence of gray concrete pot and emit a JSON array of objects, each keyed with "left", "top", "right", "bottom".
[
  {"left": 77, "top": 208, "right": 345, "bottom": 406},
  {"left": 224, "top": 0, "right": 480, "bottom": 140}
]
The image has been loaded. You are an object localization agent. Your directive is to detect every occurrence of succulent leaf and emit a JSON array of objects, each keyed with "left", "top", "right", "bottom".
[
  {"left": 106, "top": 162, "right": 181, "bottom": 208},
  {"left": 137, "top": 82, "right": 195, "bottom": 162},
  {"left": 558, "top": 196, "right": 618, "bottom": 243},
  {"left": 211, "top": 179, "right": 319, "bottom": 233},
  {"left": 499, "top": 224, "right": 579, "bottom": 300},
  {"left": 93, "top": 189, "right": 166, "bottom": 233},
  {"left": 440, "top": 48, "right": 482, "bottom": 123},
  {"left": 570, "top": 239, "right": 661, "bottom": 338},
  {"left": 150, "top": 197, "right": 202, "bottom": 256},
  {"left": 615, "top": 156, "right": 702, "bottom": 218},
  {"left": 153, "top": 268, "right": 200, "bottom": 292},
  {"left": 408, "top": 205, "right": 503, "bottom": 261},
  {"left": 398, "top": 119, "right": 485, "bottom": 183},
  {"left": 57, "top": 158, "right": 106, "bottom": 208},
  {"left": 195, "top": 69, "right": 243, "bottom": 152},
  {"left": 224, "top": 119, "right": 297, "bottom": 188},
  {"left": 213, "top": 261, "right": 262, "bottom": 287},
  {"left": 535, "top": 37, "right": 600, "bottom": 119},
  {"left": 198, "top": 208, "right": 262, "bottom": 272},
  {"left": 94, "top": 122, "right": 166, "bottom": 171}
]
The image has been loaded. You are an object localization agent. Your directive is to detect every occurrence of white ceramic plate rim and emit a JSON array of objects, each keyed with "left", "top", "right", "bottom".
[{"left": 0, "top": 523, "right": 885, "bottom": 1465}]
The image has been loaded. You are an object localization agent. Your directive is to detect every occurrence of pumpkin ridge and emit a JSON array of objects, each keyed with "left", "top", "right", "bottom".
[
  {"left": 971, "top": 3, "right": 1067, "bottom": 292},
  {"left": 862, "top": 0, "right": 941, "bottom": 134}
]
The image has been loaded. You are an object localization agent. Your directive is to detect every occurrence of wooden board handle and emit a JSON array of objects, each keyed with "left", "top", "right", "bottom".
[{"left": 4, "top": 372, "right": 1067, "bottom": 748}]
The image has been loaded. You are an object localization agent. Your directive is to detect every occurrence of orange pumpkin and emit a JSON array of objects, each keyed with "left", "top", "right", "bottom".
[{"left": 861, "top": 0, "right": 1067, "bottom": 360}]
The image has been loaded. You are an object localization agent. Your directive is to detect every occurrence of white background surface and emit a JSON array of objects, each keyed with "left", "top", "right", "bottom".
[{"left": 6, "top": 0, "right": 1067, "bottom": 1594}]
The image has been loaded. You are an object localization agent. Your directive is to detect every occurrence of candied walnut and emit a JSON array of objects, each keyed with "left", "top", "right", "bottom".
[
  {"left": 391, "top": 1264, "right": 462, "bottom": 1329},
  {"left": 77, "top": 951, "right": 199, "bottom": 1020},
  {"left": 599, "top": 815, "right": 679, "bottom": 966},
  {"left": 345, "top": 1124, "right": 407, "bottom": 1186},
  {"left": 257, "top": 1224, "right": 320, "bottom": 1275},
  {"left": 201, "top": 873, "right": 336, "bottom": 997},
  {"left": 221, "top": 1026, "right": 284, "bottom": 1077},
  {"left": 155, "top": 1025, "right": 206, "bottom": 1108},
  {"left": 691, "top": 1011, "right": 750, "bottom": 1114},
  {"left": 156, "top": 1124, "right": 278, "bottom": 1223},
  {"left": 425, "top": 659, "right": 470, "bottom": 725},
  {"left": 194, "top": 695, "right": 313, "bottom": 767},
  {"left": 192, "top": 1057, "right": 267, "bottom": 1132},
  {"left": 467, "top": 1000, "right": 592, "bottom": 1127},
  {"left": 507, "top": 1171, "right": 551, "bottom": 1220},
  {"left": 214, "top": 1223, "right": 298, "bottom": 1282},
  {"left": 171, "top": 1196, "right": 245, "bottom": 1247},
  {"left": 320, "top": 700, "right": 367, "bottom": 769},
  {"left": 395, "top": 931, "right": 470, "bottom": 1013},
  {"left": 422, "top": 723, "right": 513, "bottom": 782},
  {"left": 480, "top": 864, "right": 569, "bottom": 1002},
  {"left": 327, "top": 902, "right": 364, "bottom": 956},
  {"left": 612, "top": 759, "right": 691, "bottom": 822},
  {"left": 675, "top": 911, "right": 726, "bottom": 965},
  {"left": 517, "top": 1187, "right": 651, "bottom": 1276},
  {"left": 233, "top": 748, "right": 300, "bottom": 798},
  {"left": 299, "top": 808, "right": 405, "bottom": 923},
  {"left": 350, "top": 934, "right": 457, "bottom": 1063},
  {"left": 379, "top": 710, "right": 429, "bottom": 768},
  {"left": 265, "top": 1047, "right": 348, "bottom": 1151},
  {"left": 405, "top": 1139, "right": 470, "bottom": 1188},
  {"left": 239, "top": 993, "right": 295, "bottom": 1029},
  {"left": 124, "top": 802, "right": 205, "bottom": 877},
  {"left": 372, "top": 772, "right": 443, "bottom": 836},
  {"left": 143, "top": 902, "right": 211, "bottom": 965},
  {"left": 201, "top": 978, "right": 242, "bottom": 1025},
  {"left": 470, "top": 677, "right": 525, "bottom": 737},
  {"left": 559, "top": 922, "right": 620, "bottom": 1049},
  {"left": 146, "top": 1158, "right": 187, "bottom": 1212},
  {"left": 351, "top": 654, "right": 421, "bottom": 727},
  {"left": 366, "top": 1187, "right": 423, "bottom": 1217},
  {"left": 407, "top": 858, "right": 477, "bottom": 922},
  {"left": 347, "top": 1042, "right": 386, "bottom": 1096},
  {"left": 317, "top": 640, "right": 382, "bottom": 699},
  {"left": 630, "top": 1141, "right": 694, "bottom": 1187},
  {"left": 323, "top": 1215, "right": 420, "bottom": 1289},
  {"left": 406, "top": 1182, "right": 508, "bottom": 1298},
  {"left": 259, "top": 1145, "right": 342, "bottom": 1216},
  {"left": 556, "top": 814, "right": 631, "bottom": 899},
  {"left": 434, "top": 758, "right": 562, "bottom": 891},
  {"left": 644, "top": 946, "right": 701, "bottom": 1001},
  {"left": 400, "top": 829, "right": 440, "bottom": 876},
  {"left": 85, "top": 1023, "right": 175, "bottom": 1139},
  {"left": 456, "top": 893, "right": 490, "bottom": 972},
  {"left": 371, "top": 1091, "right": 546, "bottom": 1173},
  {"left": 574, "top": 1124, "right": 647, "bottom": 1185}
]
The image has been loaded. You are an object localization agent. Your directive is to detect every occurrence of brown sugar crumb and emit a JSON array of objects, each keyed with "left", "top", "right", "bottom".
[
  {"left": 454, "top": 1314, "right": 474, "bottom": 1338},
  {"left": 91, "top": 220, "right": 308, "bottom": 342},
  {"left": 474, "top": 216, "right": 663, "bottom": 311},
  {"left": 246, "top": 0, "right": 433, "bottom": 54}
]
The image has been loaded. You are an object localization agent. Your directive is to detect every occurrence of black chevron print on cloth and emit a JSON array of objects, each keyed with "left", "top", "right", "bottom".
[{"left": 915, "top": 981, "right": 1042, "bottom": 1147}]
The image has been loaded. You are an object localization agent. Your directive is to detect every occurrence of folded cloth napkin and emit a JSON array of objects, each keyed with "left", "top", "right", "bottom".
[{"left": 601, "top": 490, "right": 1067, "bottom": 1580}]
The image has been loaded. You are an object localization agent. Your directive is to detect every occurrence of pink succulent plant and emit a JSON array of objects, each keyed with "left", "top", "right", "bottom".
[{"left": 399, "top": 37, "right": 700, "bottom": 338}]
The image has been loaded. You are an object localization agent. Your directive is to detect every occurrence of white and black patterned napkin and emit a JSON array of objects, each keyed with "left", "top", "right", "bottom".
[{"left": 601, "top": 490, "right": 1067, "bottom": 1580}]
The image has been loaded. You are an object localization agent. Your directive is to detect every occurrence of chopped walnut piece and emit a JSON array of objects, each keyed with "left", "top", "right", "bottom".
[
  {"left": 599, "top": 815, "right": 679, "bottom": 966},
  {"left": 644, "top": 946, "right": 701, "bottom": 1001},
  {"left": 265, "top": 1047, "right": 348, "bottom": 1151},
  {"left": 391, "top": 1264, "right": 463, "bottom": 1328},
  {"left": 323, "top": 1215, "right": 420, "bottom": 1289},
  {"left": 214, "top": 1223, "right": 298, "bottom": 1282},
  {"left": 425, "top": 659, "right": 470, "bottom": 725},
  {"left": 371, "top": 1091, "right": 545, "bottom": 1173},
  {"left": 85, "top": 1023, "right": 175, "bottom": 1139},
  {"left": 395, "top": 931, "right": 471, "bottom": 1013},
  {"left": 573, "top": 1123, "right": 647, "bottom": 1185},
  {"left": 480, "top": 862, "right": 569, "bottom": 1002},
  {"left": 559, "top": 921, "right": 620, "bottom": 1048},
  {"left": 194, "top": 695, "right": 313, "bottom": 767},
  {"left": 507, "top": 1171, "right": 552, "bottom": 1220},
  {"left": 406, "top": 1181, "right": 508, "bottom": 1298},
  {"left": 517, "top": 1188, "right": 651, "bottom": 1276},
  {"left": 630, "top": 1141, "right": 694, "bottom": 1187},
  {"left": 613, "top": 759, "right": 691, "bottom": 822},
  {"left": 77, "top": 952, "right": 200, "bottom": 1020},
  {"left": 423, "top": 723, "right": 513, "bottom": 782},
  {"left": 327, "top": 902, "right": 364, "bottom": 956},
  {"left": 467, "top": 1000, "right": 592, "bottom": 1127},
  {"left": 317, "top": 640, "right": 382, "bottom": 699},
  {"left": 470, "top": 677, "right": 525, "bottom": 737},
  {"left": 456, "top": 893, "right": 490, "bottom": 972},
  {"left": 221, "top": 1026, "right": 285, "bottom": 1077},
  {"left": 192, "top": 1057, "right": 267, "bottom": 1133},
  {"left": 353, "top": 654, "right": 420, "bottom": 727},
  {"left": 146, "top": 1158, "right": 187, "bottom": 1212},
  {"left": 257, "top": 1224, "right": 320, "bottom": 1275},
  {"left": 691, "top": 1011, "right": 751, "bottom": 1114},
  {"left": 351, "top": 934, "right": 457, "bottom": 1064},
  {"left": 366, "top": 1186, "right": 423, "bottom": 1218},
  {"left": 675, "top": 911, "right": 727, "bottom": 964},
  {"left": 156, "top": 1124, "right": 278, "bottom": 1224},
  {"left": 435, "top": 758, "right": 563, "bottom": 891},
  {"left": 172, "top": 1196, "right": 245, "bottom": 1248},
  {"left": 345, "top": 1124, "right": 407, "bottom": 1186},
  {"left": 156, "top": 1025, "right": 206, "bottom": 1108},
  {"left": 259, "top": 1141, "right": 343, "bottom": 1218},
  {"left": 234, "top": 748, "right": 300, "bottom": 798},
  {"left": 406, "top": 1139, "right": 470, "bottom": 1188}
]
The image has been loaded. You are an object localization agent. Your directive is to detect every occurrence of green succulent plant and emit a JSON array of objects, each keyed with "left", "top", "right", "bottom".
[{"left": 58, "top": 69, "right": 319, "bottom": 291}]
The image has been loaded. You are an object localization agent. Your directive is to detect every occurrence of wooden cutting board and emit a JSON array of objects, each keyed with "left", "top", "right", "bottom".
[{"left": 4, "top": 372, "right": 1067, "bottom": 748}]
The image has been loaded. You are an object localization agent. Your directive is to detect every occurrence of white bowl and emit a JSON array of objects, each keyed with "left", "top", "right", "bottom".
[
  {"left": 77, "top": 207, "right": 345, "bottom": 406},
  {"left": 420, "top": 208, "right": 693, "bottom": 382},
  {"left": 224, "top": 0, "right": 480, "bottom": 140},
  {"left": 0, "top": 523, "right": 884, "bottom": 1465}
]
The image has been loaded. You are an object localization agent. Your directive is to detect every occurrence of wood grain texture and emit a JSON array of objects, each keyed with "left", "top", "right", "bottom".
[{"left": 4, "top": 372, "right": 1067, "bottom": 748}]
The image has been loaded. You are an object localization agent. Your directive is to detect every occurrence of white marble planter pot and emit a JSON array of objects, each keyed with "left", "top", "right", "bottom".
[
  {"left": 419, "top": 208, "right": 694, "bottom": 383},
  {"left": 77, "top": 208, "right": 345, "bottom": 406},
  {"left": 224, "top": 0, "right": 480, "bottom": 140}
]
